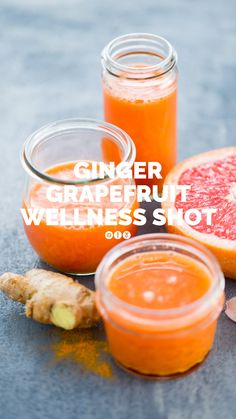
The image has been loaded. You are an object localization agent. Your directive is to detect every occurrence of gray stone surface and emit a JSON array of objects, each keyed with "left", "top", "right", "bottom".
[{"left": 0, "top": 1, "right": 236, "bottom": 418}]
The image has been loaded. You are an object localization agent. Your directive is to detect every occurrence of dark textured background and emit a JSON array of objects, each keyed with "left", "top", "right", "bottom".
[{"left": 1, "top": 1, "right": 236, "bottom": 418}]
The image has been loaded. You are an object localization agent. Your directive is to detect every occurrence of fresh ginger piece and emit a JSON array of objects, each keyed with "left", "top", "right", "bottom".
[{"left": 0, "top": 269, "right": 100, "bottom": 330}]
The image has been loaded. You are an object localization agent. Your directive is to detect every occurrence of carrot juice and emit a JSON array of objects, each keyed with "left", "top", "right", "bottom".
[
  {"left": 102, "top": 33, "right": 178, "bottom": 188},
  {"left": 95, "top": 234, "right": 225, "bottom": 376}
]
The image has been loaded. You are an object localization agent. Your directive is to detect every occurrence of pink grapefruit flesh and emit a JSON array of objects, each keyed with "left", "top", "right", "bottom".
[{"left": 162, "top": 147, "right": 236, "bottom": 279}]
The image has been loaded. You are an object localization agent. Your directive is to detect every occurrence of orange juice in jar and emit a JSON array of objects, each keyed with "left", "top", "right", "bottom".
[
  {"left": 95, "top": 234, "right": 225, "bottom": 377},
  {"left": 21, "top": 119, "right": 138, "bottom": 275},
  {"left": 102, "top": 33, "right": 178, "bottom": 188}
]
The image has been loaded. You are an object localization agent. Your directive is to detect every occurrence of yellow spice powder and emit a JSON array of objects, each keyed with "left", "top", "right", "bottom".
[{"left": 51, "top": 328, "right": 113, "bottom": 379}]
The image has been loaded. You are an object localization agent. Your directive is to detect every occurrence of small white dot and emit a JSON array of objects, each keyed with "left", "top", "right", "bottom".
[
  {"left": 143, "top": 291, "right": 155, "bottom": 303},
  {"left": 167, "top": 275, "right": 177, "bottom": 284}
]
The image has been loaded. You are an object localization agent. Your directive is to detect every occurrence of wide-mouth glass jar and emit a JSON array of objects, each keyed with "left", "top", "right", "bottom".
[
  {"left": 95, "top": 233, "right": 225, "bottom": 377},
  {"left": 21, "top": 118, "right": 138, "bottom": 275},
  {"left": 102, "top": 33, "right": 178, "bottom": 189}
]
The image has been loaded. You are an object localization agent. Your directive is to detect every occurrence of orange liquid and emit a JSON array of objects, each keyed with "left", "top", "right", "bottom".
[
  {"left": 23, "top": 162, "right": 138, "bottom": 274},
  {"left": 98, "top": 252, "right": 223, "bottom": 376},
  {"left": 103, "top": 80, "right": 177, "bottom": 188}
]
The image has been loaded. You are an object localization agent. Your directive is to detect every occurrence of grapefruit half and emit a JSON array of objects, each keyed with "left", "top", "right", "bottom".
[{"left": 162, "top": 147, "right": 236, "bottom": 279}]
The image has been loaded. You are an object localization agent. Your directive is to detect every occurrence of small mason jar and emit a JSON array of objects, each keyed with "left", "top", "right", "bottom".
[
  {"left": 95, "top": 233, "right": 225, "bottom": 377},
  {"left": 21, "top": 118, "right": 137, "bottom": 275},
  {"left": 101, "top": 33, "right": 178, "bottom": 189}
]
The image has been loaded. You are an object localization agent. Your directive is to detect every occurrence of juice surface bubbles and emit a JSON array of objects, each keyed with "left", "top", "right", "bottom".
[
  {"left": 108, "top": 252, "right": 211, "bottom": 310},
  {"left": 95, "top": 234, "right": 225, "bottom": 376},
  {"left": 102, "top": 34, "right": 178, "bottom": 188}
]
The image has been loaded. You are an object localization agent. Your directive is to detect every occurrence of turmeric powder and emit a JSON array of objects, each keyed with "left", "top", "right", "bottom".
[
  {"left": 0, "top": 269, "right": 100, "bottom": 330},
  {"left": 52, "top": 329, "right": 113, "bottom": 379}
]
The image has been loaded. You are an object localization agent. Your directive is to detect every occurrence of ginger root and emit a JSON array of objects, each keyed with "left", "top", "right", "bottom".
[{"left": 0, "top": 269, "right": 100, "bottom": 330}]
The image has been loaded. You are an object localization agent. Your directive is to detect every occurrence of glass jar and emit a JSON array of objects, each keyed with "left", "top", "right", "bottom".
[
  {"left": 95, "top": 233, "right": 225, "bottom": 377},
  {"left": 102, "top": 33, "right": 178, "bottom": 189},
  {"left": 21, "top": 118, "right": 138, "bottom": 275}
]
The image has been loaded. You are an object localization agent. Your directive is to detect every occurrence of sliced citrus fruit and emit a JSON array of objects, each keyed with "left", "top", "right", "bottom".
[{"left": 162, "top": 147, "right": 236, "bottom": 279}]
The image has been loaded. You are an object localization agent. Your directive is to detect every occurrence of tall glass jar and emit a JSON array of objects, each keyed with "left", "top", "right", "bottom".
[
  {"left": 21, "top": 118, "right": 138, "bottom": 275},
  {"left": 102, "top": 33, "right": 178, "bottom": 189}
]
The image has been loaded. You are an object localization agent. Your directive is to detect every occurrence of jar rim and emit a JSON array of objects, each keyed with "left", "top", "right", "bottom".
[
  {"left": 21, "top": 118, "right": 136, "bottom": 185},
  {"left": 102, "top": 33, "right": 177, "bottom": 80},
  {"left": 95, "top": 233, "right": 225, "bottom": 325}
]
